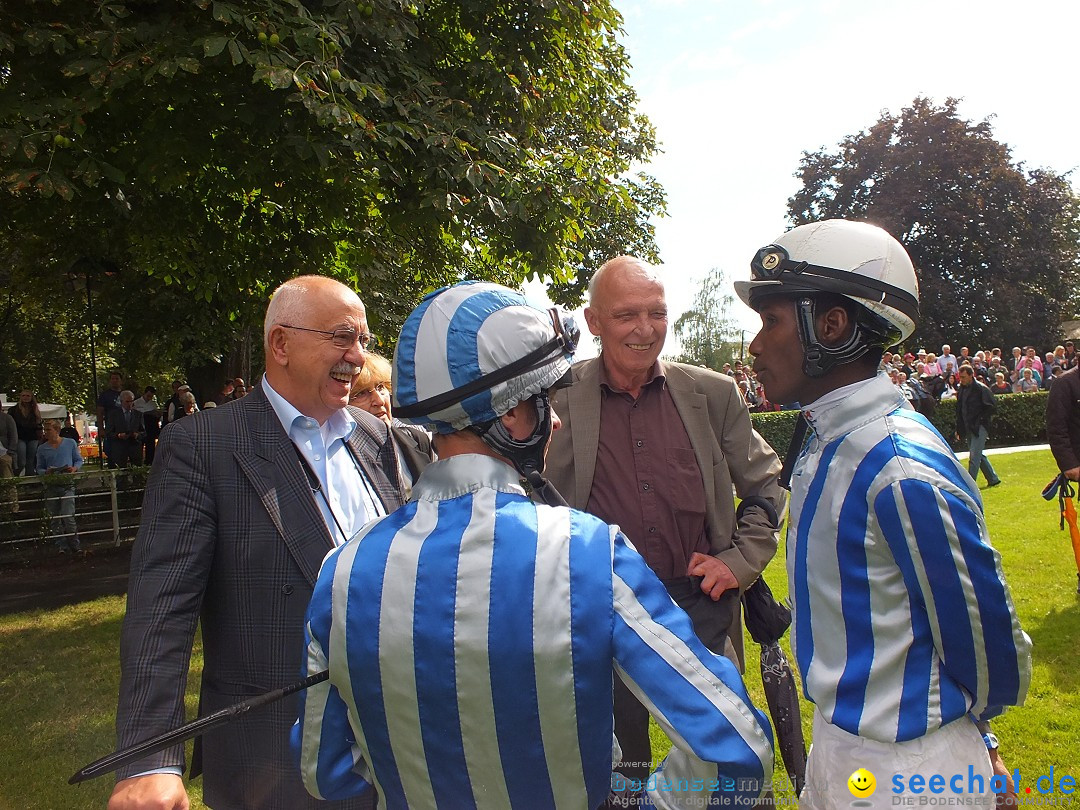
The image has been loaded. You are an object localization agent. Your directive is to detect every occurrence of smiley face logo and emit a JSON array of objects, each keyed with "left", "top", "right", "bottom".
[{"left": 848, "top": 768, "right": 876, "bottom": 798}]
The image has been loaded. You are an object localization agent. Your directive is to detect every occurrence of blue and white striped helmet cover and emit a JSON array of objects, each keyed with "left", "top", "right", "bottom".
[{"left": 393, "top": 281, "right": 574, "bottom": 433}]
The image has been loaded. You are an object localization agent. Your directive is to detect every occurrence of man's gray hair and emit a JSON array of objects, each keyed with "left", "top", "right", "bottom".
[{"left": 264, "top": 278, "right": 313, "bottom": 346}]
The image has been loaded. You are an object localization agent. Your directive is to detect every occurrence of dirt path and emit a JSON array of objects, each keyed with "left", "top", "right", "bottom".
[{"left": 0, "top": 545, "right": 131, "bottom": 615}]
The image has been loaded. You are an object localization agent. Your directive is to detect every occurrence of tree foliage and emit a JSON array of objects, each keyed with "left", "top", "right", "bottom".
[
  {"left": 788, "top": 96, "right": 1080, "bottom": 352},
  {"left": 0, "top": 276, "right": 101, "bottom": 410},
  {"left": 672, "top": 266, "right": 745, "bottom": 370},
  {"left": 0, "top": 0, "right": 664, "bottom": 392},
  {"left": 0, "top": 267, "right": 204, "bottom": 411}
]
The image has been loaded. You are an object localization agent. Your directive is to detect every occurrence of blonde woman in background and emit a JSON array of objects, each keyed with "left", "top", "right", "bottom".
[
  {"left": 8, "top": 389, "right": 42, "bottom": 476},
  {"left": 349, "top": 352, "right": 434, "bottom": 497}
]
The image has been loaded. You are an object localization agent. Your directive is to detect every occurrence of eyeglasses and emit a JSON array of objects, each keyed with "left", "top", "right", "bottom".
[
  {"left": 350, "top": 382, "right": 389, "bottom": 401},
  {"left": 279, "top": 324, "right": 373, "bottom": 350}
]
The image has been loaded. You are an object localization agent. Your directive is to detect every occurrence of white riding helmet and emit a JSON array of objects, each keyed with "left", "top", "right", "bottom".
[
  {"left": 393, "top": 281, "right": 576, "bottom": 433},
  {"left": 735, "top": 219, "right": 920, "bottom": 341},
  {"left": 735, "top": 220, "right": 920, "bottom": 376}
]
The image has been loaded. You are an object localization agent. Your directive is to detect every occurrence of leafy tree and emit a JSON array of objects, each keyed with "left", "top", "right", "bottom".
[
  {"left": 672, "top": 266, "right": 745, "bottom": 371},
  {"left": 788, "top": 96, "right": 1080, "bottom": 352},
  {"left": 0, "top": 267, "right": 192, "bottom": 413},
  {"left": 0, "top": 0, "right": 664, "bottom": 381},
  {"left": 0, "top": 276, "right": 101, "bottom": 411}
]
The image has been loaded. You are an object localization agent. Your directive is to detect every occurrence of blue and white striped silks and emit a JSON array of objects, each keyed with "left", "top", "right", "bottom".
[
  {"left": 293, "top": 454, "right": 774, "bottom": 809},
  {"left": 787, "top": 374, "right": 1031, "bottom": 743},
  {"left": 392, "top": 281, "right": 572, "bottom": 434}
]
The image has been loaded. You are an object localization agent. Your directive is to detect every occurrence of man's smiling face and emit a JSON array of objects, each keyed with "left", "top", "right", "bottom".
[
  {"left": 265, "top": 277, "right": 369, "bottom": 425},
  {"left": 585, "top": 258, "right": 668, "bottom": 389}
]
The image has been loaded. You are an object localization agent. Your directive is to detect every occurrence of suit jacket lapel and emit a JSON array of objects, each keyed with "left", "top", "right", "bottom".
[
  {"left": 664, "top": 362, "right": 716, "bottom": 513},
  {"left": 569, "top": 359, "right": 603, "bottom": 508},
  {"left": 345, "top": 406, "right": 405, "bottom": 513},
  {"left": 391, "top": 424, "right": 434, "bottom": 480},
  {"left": 236, "top": 388, "right": 334, "bottom": 586}
]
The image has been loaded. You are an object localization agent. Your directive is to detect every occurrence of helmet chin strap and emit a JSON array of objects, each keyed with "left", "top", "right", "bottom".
[
  {"left": 795, "top": 297, "right": 879, "bottom": 378},
  {"left": 471, "top": 393, "right": 560, "bottom": 500}
]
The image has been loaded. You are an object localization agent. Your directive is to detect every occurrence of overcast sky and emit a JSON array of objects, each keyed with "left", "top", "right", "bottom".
[{"left": 530, "top": 0, "right": 1080, "bottom": 358}]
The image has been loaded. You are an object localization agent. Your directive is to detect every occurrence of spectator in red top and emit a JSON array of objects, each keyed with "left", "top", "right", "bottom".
[{"left": 989, "top": 373, "right": 1011, "bottom": 395}]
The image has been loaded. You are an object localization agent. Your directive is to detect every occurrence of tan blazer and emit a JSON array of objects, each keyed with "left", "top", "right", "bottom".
[{"left": 546, "top": 357, "right": 786, "bottom": 661}]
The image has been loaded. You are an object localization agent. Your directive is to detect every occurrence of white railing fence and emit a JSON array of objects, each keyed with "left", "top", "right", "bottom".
[{"left": 0, "top": 469, "right": 148, "bottom": 561}]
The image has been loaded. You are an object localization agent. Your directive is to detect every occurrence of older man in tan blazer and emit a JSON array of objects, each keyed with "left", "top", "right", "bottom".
[{"left": 546, "top": 256, "right": 785, "bottom": 786}]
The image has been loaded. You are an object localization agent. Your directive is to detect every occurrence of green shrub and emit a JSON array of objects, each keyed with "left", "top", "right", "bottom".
[
  {"left": 927, "top": 398, "right": 957, "bottom": 446},
  {"left": 984, "top": 391, "right": 1048, "bottom": 447},
  {"left": 749, "top": 409, "right": 800, "bottom": 456},
  {"left": 926, "top": 391, "right": 1048, "bottom": 450},
  {"left": 749, "top": 390, "right": 1049, "bottom": 456}
]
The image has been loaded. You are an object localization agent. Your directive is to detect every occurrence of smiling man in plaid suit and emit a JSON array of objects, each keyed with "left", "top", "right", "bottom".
[{"left": 110, "top": 276, "right": 405, "bottom": 810}]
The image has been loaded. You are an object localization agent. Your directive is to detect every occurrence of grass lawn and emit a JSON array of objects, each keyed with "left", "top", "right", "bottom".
[
  {"left": 2, "top": 449, "right": 1078, "bottom": 809},
  {"left": 0, "top": 601, "right": 207, "bottom": 810}
]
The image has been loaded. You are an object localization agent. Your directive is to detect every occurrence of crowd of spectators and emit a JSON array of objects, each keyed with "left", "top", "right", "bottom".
[
  {"left": 10, "top": 339, "right": 1077, "bottom": 471},
  {"left": 717, "top": 359, "right": 778, "bottom": 412},
  {"left": 718, "top": 340, "right": 1080, "bottom": 413},
  {"left": 882, "top": 342, "right": 1078, "bottom": 412},
  {"left": 0, "top": 372, "right": 257, "bottom": 479},
  {"left": 93, "top": 372, "right": 249, "bottom": 468}
]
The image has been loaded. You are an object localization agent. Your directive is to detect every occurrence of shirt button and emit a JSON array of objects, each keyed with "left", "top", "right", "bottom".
[
  {"left": 642, "top": 483, "right": 650, "bottom": 491},
  {"left": 649, "top": 527, "right": 656, "bottom": 533},
  {"left": 313, "top": 454, "right": 321, "bottom": 461},
  {"left": 636, "top": 440, "right": 643, "bottom": 447}
]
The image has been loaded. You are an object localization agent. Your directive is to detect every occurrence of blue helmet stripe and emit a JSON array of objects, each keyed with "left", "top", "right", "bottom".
[{"left": 446, "top": 286, "right": 530, "bottom": 427}]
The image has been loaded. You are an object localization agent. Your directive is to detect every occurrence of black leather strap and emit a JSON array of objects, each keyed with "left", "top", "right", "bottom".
[{"left": 779, "top": 412, "right": 810, "bottom": 491}]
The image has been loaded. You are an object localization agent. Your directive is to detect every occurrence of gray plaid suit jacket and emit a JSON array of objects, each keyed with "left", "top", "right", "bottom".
[{"left": 116, "top": 385, "right": 403, "bottom": 809}]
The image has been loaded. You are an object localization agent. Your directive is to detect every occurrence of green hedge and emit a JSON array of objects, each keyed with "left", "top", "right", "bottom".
[
  {"left": 749, "top": 390, "right": 1049, "bottom": 456},
  {"left": 749, "top": 410, "right": 801, "bottom": 458}
]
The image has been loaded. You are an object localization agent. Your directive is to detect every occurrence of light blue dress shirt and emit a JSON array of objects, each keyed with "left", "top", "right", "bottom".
[{"left": 263, "top": 375, "right": 385, "bottom": 545}]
